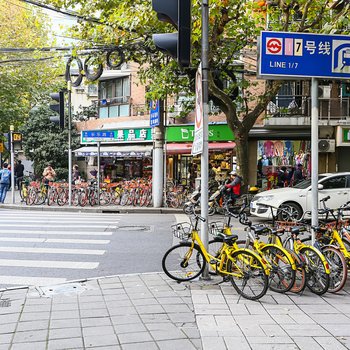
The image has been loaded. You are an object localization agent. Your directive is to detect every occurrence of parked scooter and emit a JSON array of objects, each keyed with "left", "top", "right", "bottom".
[
  {"left": 208, "top": 185, "right": 260, "bottom": 216},
  {"left": 183, "top": 186, "right": 201, "bottom": 214},
  {"left": 183, "top": 180, "right": 219, "bottom": 214}
]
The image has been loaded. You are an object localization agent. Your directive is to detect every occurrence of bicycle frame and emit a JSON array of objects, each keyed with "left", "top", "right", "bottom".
[
  {"left": 242, "top": 226, "right": 297, "bottom": 272},
  {"left": 188, "top": 228, "right": 270, "bottom": 277},
  {"left": 285, "top": 234, "right": 331, "bottom": 274}
]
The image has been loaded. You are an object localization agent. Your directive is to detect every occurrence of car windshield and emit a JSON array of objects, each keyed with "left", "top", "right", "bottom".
[{"left": 293, "top": 176, "right": 327, "bottom": 189}]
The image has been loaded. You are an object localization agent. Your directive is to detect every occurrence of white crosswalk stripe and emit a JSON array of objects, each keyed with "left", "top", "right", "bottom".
[{"left": 0, "top": 209, "right": 122, "bottom": 288}]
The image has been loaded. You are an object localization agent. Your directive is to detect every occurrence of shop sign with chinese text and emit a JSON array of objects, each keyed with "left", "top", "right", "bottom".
[
  {"left": 259, "top": 31, "right": 350, "bottom": 79},
  {"left": 166, "top": 124, "right": 235, "bottom": 142},
  {"left": 81, "top": 128, "right": 152, "bottom": 144}
]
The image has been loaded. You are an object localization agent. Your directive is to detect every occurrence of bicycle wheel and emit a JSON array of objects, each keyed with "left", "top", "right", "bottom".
[
  {"left": 47, "top": 188, "right": 56, "bottom": 206},
  {"left": 162, "top": 242, "right": 206, "bottom": 282},
  {"left": 228, "top": 249, "right": 268, "bottom": 301},
  {"left": 321, "top": 246, "right": 347, "bottom": 293},
  {"left": 260, "top": 245, "right": 296, "bottom": 293},
  {"left": 26, "top": 187, "right": 36, "bottom": 205},
  {"left": 35, "top": 189, "right": 46, "bottom": 205},
  {"left": 287, "top": 249, "right": 307, "bottom": 293},
  {"left": 340, "top": 238, "right": 350, "bottom": 267},
  {"left": 299, "top": 246, "right": 330, "bottom": 295},
  {"left": 57, "top": 189, "right": 68, "bottom": 206},
  {"left": 78, "top": 189, "right": 88, "bottom": 207}
]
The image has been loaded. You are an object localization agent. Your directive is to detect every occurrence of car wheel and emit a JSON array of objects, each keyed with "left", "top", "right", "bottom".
[{"left": 278, "top": 202, "right": 302, "bottom": 221}]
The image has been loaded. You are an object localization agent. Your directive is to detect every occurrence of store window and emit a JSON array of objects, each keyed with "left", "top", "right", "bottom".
[{"left": 257, "top": 140, "right": 311, "bottom": 191}]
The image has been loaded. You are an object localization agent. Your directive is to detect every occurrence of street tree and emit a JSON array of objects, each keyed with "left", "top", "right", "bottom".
[
  {"left": 0, "top": 0, "right": 63, "bottom": 135},
  {"left": 43, "top": 0, "right": 350, "bottom": 186},
  {"left": 20, "top": 106, "right": 80, "bottom": 179}
]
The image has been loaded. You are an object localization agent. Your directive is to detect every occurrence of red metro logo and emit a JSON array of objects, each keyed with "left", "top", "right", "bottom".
[{"left": 266, "top": 38, "right": 282, "bottom": 55}]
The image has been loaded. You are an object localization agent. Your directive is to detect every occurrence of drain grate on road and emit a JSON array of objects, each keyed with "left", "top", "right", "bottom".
[
  {"left": 0, "top": 299, "right": 11, "bottom": 307},
  {"left": 116, "top": 225, "right": 151, "bottom": 232}
]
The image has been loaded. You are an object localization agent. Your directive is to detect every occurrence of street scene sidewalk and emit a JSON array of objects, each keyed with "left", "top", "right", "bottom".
[{"left": 1, "top": 272, "right": 350, "bottom": 350}]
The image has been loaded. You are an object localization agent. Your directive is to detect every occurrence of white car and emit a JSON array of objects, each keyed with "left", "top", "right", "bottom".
[{"left": 250, "top": 172, "right": 350, "bottom": 220}]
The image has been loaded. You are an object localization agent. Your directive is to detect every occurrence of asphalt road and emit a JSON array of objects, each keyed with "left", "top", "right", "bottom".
[{"left": 0, "top": 209, "right": 267, "bottom": 289}]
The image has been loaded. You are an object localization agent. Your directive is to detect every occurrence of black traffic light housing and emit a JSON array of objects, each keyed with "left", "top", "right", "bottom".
[
  {"left": 49, "top": 91, "right": 65, "bottom": 129},
  {"left": 152, "top": 0, "right": 191, "bottom": 68}
]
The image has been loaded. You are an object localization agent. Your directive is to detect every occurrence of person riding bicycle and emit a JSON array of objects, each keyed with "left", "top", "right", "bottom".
[{"left": 222, "top": 171, "right": 242, "bottom": 204}]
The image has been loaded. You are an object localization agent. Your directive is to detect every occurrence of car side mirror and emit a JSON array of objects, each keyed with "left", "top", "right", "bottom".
[{"left": 318, "top": 184, "right": 324, "bottom": 190}]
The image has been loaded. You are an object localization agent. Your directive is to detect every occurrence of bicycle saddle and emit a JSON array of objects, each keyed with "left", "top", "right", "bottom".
[
  {"left": 251, "top": 225, "right": 270, "bottom": 235},
  {"left": 215, "top": 232, "right": 239, "bottom": 245}
]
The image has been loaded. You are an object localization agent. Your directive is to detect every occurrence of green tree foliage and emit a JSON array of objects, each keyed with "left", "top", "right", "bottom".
[
  {"left": 43, "top": 0, "right": 350, "bottom": 185},
  {"left": 0, "top": 0, "right": 63, "bottom": 134},
  {"left": 20, "top": 106, "right": 80, "bottom": 179}
]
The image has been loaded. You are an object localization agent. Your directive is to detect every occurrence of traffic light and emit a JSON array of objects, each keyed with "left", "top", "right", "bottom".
[
  {"left": 152, "top": 0, "right": 191, "bottom": 68},
  {"left": 49, "top": 91, "right": 65, "bottom": 129}
]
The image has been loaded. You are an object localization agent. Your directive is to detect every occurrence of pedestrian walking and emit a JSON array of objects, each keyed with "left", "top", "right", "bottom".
[{"left": 0, "top": 163, "right": 11, "bottom": 203}]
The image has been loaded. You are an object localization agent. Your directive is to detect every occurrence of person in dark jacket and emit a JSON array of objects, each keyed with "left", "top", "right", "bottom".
[
  {"left": 293, "top": 164, "right": 305, "bottom": 185},
  {"left": 15, "top": 160, "right": 24, "bottom": 190},
  {"left": 277, "top": 166, "right": 288, "bottom": 188}
]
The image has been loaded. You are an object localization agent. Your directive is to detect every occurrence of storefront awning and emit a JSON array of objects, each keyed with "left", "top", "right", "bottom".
[
  {"left": 166, "top": 142, "right": 236, "bottom": 154},
  {"left": 73, "top": 144, "right": 153, "bottom": 157}
]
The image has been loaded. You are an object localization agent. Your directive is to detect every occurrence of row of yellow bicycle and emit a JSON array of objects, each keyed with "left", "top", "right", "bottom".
[{"left": 162, "top": 197, "right": 350, "bottom": 301}]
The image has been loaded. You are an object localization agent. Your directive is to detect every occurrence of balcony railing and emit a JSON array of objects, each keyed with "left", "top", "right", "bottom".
[{"left": 265, "top": 95, "right": 350, "bottom": 126}]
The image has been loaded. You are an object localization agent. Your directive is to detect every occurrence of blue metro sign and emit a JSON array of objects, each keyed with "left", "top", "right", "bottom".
[
  {"left": 259, "top": 31, "right": 350, "bottom": 79},
  {"left": 150, "top": 100, "right": 161, "bottom": 128}
]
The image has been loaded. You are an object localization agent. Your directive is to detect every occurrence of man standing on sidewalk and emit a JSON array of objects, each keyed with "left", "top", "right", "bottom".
[
  {"left": 0, "top": 163, "right": 11, "bottom": 203},
  {"left": 15, "top": 160, "right": 24, "bottom": 190}
]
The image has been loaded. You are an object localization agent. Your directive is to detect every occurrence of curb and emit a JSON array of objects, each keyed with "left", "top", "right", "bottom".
[{"left": 0, "top": 204, "right": 183, "bottom": 214}]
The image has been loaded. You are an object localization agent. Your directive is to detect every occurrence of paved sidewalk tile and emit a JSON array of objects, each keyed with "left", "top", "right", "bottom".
[{"left": 4, "top": 272, "right": 350, "bottom": 349}]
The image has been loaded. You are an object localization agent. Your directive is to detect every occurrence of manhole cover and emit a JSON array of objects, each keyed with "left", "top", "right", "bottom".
[
  {"left": 0, "top": 299, "right": 11, "bottom": 307},
  {"left": 116, "top": 225, "right": 150, "bottom": 231},
  {"left": 39, "top": 283, "right": 89, "bottom": 297}
]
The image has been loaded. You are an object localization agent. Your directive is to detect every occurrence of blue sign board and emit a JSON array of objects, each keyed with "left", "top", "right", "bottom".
[
  {"left": 259, "top": 31, "right": 350, "bottom": 79},
  {"left": 150, "top": 100, "right": 161, "bottom": 127},
  {"left": 82, "top": 130, "right": 116, "bottom": 142}
]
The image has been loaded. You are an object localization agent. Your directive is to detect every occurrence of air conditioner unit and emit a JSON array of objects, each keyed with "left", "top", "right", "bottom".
[
  {"left": 318, "top": 139, "right": 336, "bottom": 152},
  {"left": 318, "top": 85, "right": 331, "bottom": 99}
]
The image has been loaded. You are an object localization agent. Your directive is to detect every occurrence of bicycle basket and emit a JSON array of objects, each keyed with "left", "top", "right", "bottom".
[
  {"left": 171, "top": 222, "right": 192, "bottom": 240},
  {"left": 209, "top": 222, "right": 225, "bottom": 236}
]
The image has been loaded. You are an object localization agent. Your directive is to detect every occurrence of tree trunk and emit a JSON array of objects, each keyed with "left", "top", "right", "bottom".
[{"left": 234, "top": 130, "right": 250, "bottom": 193}]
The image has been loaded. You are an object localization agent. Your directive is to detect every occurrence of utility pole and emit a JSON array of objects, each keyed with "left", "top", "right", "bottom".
[
  {"left": 67, "top": 81, "right": 72, "bottom": 206},
  {"left": 152, "top": 100, "right": 164, "bottom": 208},
  {"left": 10, "top": 125, "right": 15, "bottom": 204},
  {"left": 200, "top": 0, "right": 210, "bottom": 279}
]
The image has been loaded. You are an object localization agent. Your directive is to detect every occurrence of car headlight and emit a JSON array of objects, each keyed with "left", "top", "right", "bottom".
[{"left": 256, "top": 195, "right": 274, "bottom": 202}]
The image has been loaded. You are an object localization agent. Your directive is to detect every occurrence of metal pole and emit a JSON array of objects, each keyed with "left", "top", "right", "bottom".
[
  {"left": 201, "top": 0, "right": 210, "bottom": 279},
  {"left": 311, "top": 77, "right": 319, "bottom": 244},
  {"left": 67, "top": 81, "right": 72, "bottom": 206},
  {"left": 97, "top": 141, "right": 101, "bottom": 206},
  {"left": 10, "top": 125, "right": 15, "bottom": 204},
  {"left": 152, "top": 100, "right": 164, "bottom": 207}
]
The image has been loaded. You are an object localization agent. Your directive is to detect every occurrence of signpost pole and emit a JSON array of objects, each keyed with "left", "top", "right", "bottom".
[
  {"left": 97, "top": 141, "right": 101, "bottom": 206},
  {"left": 201, "top": 0, "right": 210, "bottom": 279},
  {"left": 10, "top": 125, "right": 15, "bottom": 204},
  {"left": 151, "top": 100, "right": 164, "bottom": 208},
  {"left": 311, "top": 77, "right": 319, "bottom": 244},
  {"left": 68, "top": 81, "right": 72, "bottom": 207}
]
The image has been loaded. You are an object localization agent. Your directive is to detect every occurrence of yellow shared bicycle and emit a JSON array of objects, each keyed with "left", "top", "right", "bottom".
[{"left": 162, "top": 211, "right": 270, "bottom": 300}]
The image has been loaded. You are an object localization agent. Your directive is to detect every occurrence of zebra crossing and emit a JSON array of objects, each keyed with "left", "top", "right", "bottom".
[{"left": 0, "top": 209, "right": 122, "bottom": 288}]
